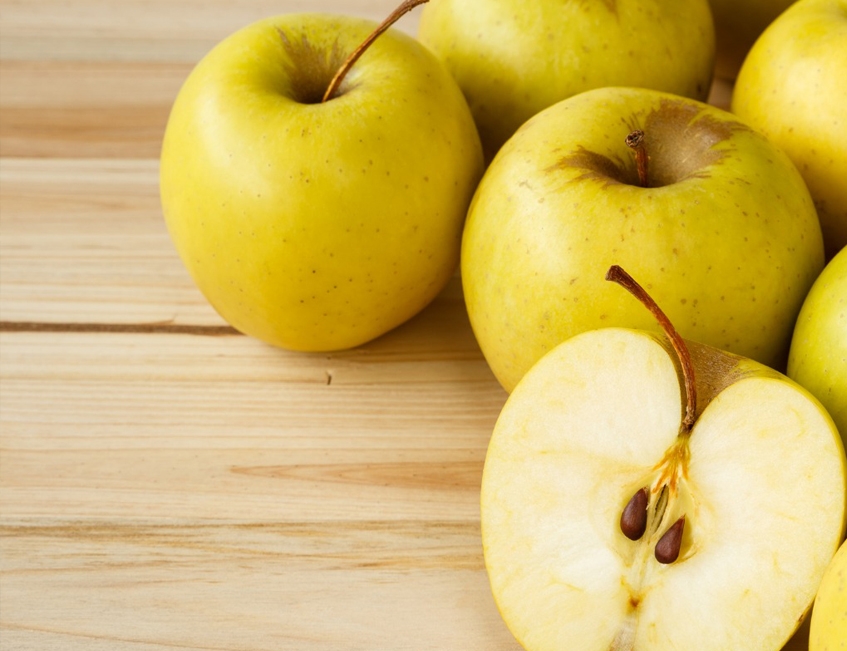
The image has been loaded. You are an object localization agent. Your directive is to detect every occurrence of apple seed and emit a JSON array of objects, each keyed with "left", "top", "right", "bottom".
[
  {"left": 655, "top": 515, "right": 685, "bottom": 564},
  {"left": 620, "top": 487, "right": 649, "bottom": 540}
]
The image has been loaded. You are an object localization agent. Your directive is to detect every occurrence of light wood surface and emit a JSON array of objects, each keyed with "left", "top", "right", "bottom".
[{"left": 0, "top": 2, "right": 804, "bottom": 649}]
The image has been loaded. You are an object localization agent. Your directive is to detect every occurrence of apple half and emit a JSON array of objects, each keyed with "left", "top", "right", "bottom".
[{"left": 481, "top": 268, "right": 846, "bottom": 651}]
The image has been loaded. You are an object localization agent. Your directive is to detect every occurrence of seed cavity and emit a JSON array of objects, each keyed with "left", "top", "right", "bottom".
[
  {"left": 652, "top": 484, "right": 669, "bottom": 533},
  {"left": 620, "top": 487, "right": 649, "bottom": 540},
  {"left": 655, "top": 515, "right": 685, "bottom": 564}
]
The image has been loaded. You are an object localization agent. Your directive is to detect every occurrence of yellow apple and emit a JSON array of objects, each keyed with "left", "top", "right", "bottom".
[
  {"left": 709, "top": 0, "right": 797, "bottom": 79},
  {"left": 462, "top": 86, "right": 824, "bottom": 392},
  {"left": 810, "top": 540, "right": 847, "bottom": 650},
  {"left": 732, "top": 0, "right": 847, "bottom": 259},
  {"left": 788, "top": 247, "right": 847, "bottom": 445},
  {"left": 161, "top": 13, "right": 483, "bottom": 351},
  {"left": 418, "top": 0, "right": 715, "bottom": 161}
]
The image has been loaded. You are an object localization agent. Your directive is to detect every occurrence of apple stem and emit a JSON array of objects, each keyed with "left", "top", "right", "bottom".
[
  {"left": 625, "top": 130, "right": 649, "bottom": 188},
  {"left": 322, "top": 0, "right": 430, "bottom": 103},
  {"left": 605, "top": 265, "right": 697, "bottom": 432}
]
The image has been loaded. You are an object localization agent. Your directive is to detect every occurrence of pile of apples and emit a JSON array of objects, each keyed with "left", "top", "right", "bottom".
[{"left": 160, "top": 0, "right": 847, "bottom": 648}]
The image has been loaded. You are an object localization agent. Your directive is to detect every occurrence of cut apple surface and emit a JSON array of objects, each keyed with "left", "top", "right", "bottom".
[{"left": 481, "top": 327, "right": 846, "bottom": 651}]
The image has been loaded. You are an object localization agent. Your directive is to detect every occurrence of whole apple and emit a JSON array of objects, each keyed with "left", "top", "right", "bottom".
[
  {"left": 810, "top": 540, "right": 847, "bottom": 650},
  {"left": 481, "top": 268, "right": 846, "bottom": 651},
  {"left": 732, "top": 0, "right": 847, "bottom": 259},
  {"left": 788, "top": 247, "right": 847, "bottom": 444},
  {"left": 462, "top": 86, "right": 825, "bottom": 392},
  {"left": 709, "top": 0, "right": 796, "bottom": 79},
  {"left": 160, "top": 13, "right": 483, "bottom": 351},
  {"left": 418, "top": 0, "right": 715, "bottom": 160}
]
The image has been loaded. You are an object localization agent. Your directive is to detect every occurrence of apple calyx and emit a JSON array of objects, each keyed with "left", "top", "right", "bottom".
[
  {"left": 625, "top": 130, "right": 650, "bottom": 188},
  {"left": 322, "top": 0, "right": 430, "bottom": 103}
]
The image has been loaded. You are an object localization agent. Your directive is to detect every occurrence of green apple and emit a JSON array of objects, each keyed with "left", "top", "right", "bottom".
[
  {"left": 732, "top": 0, "right": 847, "bottom": 260},
  {"left": 810, "top": 540, "right": 847, "bottom": 650},
  {"left": 481, "top": 266, "right": 847, "bottom": 651},
  {"left": 462, "top": 86, "right": 824, "bottom": 392},
  {"left": 788, "top": 247, "right": 847, "bottom": 444},
  {"left": 709, "top": 0, "right": 796, "bottom": 79},
  {"left": 417, "top": 0, "right": 715, "bottom": 161},
  {"left": 160, "top": 12, "right": 483, "bottom": 351}
]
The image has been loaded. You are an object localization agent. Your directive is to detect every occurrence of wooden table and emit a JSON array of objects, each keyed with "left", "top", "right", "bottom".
[{"left": 0, "top": 2, "right": 806, "bottom": 649}]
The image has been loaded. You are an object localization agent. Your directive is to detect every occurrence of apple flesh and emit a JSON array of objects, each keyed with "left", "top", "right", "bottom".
[
  {"left": 481, "top": 326, "right": 846, "bottom": 650},
  {"left": 418, "top": 0, "right": 715, "bottom": 160},
  {"left": 461, "top": 86, "right": 825, "bottom": 392},
  {"left": 160, "top": 14, "right": 483, "bottom": 351}
]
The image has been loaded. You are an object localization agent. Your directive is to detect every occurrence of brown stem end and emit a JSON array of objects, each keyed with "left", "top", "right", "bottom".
[
  {"left": 322, "top": 0, "right": 430, "bottom": 103},
  {"left": 625, "top": 129, "right": 649, "bottom": 188}
]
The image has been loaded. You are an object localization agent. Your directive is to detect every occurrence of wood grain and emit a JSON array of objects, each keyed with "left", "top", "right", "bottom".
[
  {"left": 0, "top": 2, "right": 511, "bottom": 649},
  {"left": 0, "top": 1, "right": 807, "bottom": 649},
  {"left": 0, "top": 0, "right": 422, "bottom": 63},
  {"left": 0, "top": 157, "right": 222, "bottom": 325}
]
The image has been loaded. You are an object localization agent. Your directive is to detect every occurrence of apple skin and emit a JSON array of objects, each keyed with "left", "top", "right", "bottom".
[
  {"left": 788, "top": 247, "right": 847, "bottom": 446},
  {"left": 709, "top": 0, "right": 797, "bottom": 79},
  {"left": 418, "top": 0, "right": 715, "bottom": 161},
  {"left": 732, "top": 0, "right": 847, "bottom": 260},
  {"left": 810, "top": 540, "right": 847, "bottom": 650},
  {"left": 462, "top": 86, "right": 825, "bottom": 392},
  {"left": 160, "top": 14, "right": 483, "bottom": 351}
]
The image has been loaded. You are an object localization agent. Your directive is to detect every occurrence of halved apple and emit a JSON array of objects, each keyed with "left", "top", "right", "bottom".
[{"left": 481, "top": 267, "right": 846, "bottom": 651}]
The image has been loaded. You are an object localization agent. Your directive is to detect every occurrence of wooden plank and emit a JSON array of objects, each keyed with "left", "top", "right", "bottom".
[
  {"left": 0, "top": 517, "right": 517, "bottom": 651},
  {"left": 0, "top": 0, "right": 422, "bottom": 63},
  {"left": 0, "top": 323, "right": 509, "bottom": 647},
  {"left": 0, "top": 306, "right": 504, "bottom": 520},
  {"left": 0, "top": 157, "right": 223, "bottom": 325},
  {"left": 0, "top": 61, "right": 186, "bottom": 158}
]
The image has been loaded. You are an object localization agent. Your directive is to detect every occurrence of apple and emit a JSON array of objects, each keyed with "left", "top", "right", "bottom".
[
  {"left": 481, "top": 266, "right": 847, "bottom": 651},
  {"left": 788, "top": 247, "right": 847, "bottom": 444},
  {"left": 461, "top": 86, "right": 825, "bottom": 392},
  {"left": 160, "top": 8, "right": 483, "bottom": 351},
  {"left": 810, "top": 539, "right": 847, "bottom": 650},
  {"left": 709, "top": 0, "right": 796, "bottom": 79},
  {"left": 417, "top": 0, "right": 715, "bottom": 161},
  {"left": 732, "top": 0, "right": 847, "bottom": 260}
]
